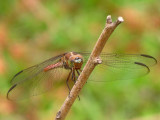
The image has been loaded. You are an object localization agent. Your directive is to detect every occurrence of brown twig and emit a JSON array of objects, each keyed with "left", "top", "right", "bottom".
[{"left": 55, "top": 15, "right": 124, "bottom": 120}]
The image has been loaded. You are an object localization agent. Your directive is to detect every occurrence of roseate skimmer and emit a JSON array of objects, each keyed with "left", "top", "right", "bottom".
[{"left": 7, "top": 52, "right": 157, "bottom": 100}]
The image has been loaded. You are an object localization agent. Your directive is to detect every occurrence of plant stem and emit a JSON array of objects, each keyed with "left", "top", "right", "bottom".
[{"left": 55, "top": 15, "right": 124, "bottom": 120}]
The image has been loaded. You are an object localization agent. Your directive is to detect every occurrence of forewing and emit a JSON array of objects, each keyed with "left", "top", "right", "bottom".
[
  {"left": 80, "top": 53, "right": 157, "bottom": 81},
  {"left": 7, "top": 54, "right": 68, "bottom": 100},
  {"left": 101, "top": 53, "right": 157, "bottom": 67},
  {"left": 80, "top": 53, "right": 157, "bottom": 66}
]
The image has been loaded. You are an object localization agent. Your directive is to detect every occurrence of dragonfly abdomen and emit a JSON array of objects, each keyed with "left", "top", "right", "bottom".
[{"left": 44, "top": 62, "right": 62, "bottom": 72}]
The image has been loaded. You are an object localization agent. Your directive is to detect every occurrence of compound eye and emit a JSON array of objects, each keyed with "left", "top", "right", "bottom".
[{"left": 75, "top": 58, "right": 82, "bottom": 63}]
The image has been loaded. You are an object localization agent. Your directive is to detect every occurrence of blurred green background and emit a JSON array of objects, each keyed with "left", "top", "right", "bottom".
[{"left": 0, "top": 0, "right": 160, "bottom": 120}]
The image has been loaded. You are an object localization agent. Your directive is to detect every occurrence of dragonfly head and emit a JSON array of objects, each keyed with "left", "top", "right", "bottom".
[{"left": 69, "top": 54, "right": 83, "bottom": 69}]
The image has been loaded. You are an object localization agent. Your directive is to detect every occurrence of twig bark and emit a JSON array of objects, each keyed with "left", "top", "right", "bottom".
[{"left": 55, "top": 15, "right": 124, "bottom": 120}]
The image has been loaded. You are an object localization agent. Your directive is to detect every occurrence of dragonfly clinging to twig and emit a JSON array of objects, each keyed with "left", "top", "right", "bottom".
[{"left": 7, "top": 52, "right": 157, "bottom": 100}]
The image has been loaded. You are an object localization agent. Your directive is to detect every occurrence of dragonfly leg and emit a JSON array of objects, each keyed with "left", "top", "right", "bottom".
[
  {"left": 77, "top": 69, "right": 86, "bottom": 83},
  {"left": 74, "top": 69, "right": 81, "bottom": 101},
  {"left": 66, "top": 70, "right": 72, "bottom": 96},
  {"left": 76, "top": 69, "right": 80, "bottom": 76},
  {"left": 76, "top": 69, "right": 87, "bottom": 83},
  {"left": 72, "top": 68, "right": 77, "bottom": 84}
]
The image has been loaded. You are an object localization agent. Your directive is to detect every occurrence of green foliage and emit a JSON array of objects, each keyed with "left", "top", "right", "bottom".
[{"left": 0, "top": 0, "right": 160, "bottom": 120}]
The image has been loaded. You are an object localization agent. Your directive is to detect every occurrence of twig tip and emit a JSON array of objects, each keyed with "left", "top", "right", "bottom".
[
  {"left": 118, "top": 16, "right": 124, "bottom": 22},
  {"left": 106, "top": 15, "right": 112, "bottom": 24},
  {"left": 107, "top": 15, "right": 111, "bottom": 19}
]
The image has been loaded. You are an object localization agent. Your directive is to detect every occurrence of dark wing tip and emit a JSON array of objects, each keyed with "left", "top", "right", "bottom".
[
  {"left": 11, "top": 70, "right": 23, "bottom": 83},
  {"left": 7, "top": 84, "right": 17, "bottom": 100},
  {"left": 140, "top": 54, "right": 157, "bottom": 65},
  {"left": 134, "top": 62, "right": 150, "bottom": 74}
]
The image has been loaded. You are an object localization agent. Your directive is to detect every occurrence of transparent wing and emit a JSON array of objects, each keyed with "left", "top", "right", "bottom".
[
  {"left": 80, "top": 52, "right": 157, "bottom": 66},
  {"left": 7, "top": 53, "right": 68, "bottom": 100},
  {"left": 80, "top": 53, "right": 157, "bottom": 81},
  {"left": 100, "top": 53, "right": 157, "bottom": 67}
]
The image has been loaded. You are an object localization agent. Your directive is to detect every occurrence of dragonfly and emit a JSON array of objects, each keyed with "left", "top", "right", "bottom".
[{"left": 7, "top": 52, "right": 157, "bottom": 100}]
